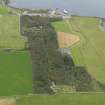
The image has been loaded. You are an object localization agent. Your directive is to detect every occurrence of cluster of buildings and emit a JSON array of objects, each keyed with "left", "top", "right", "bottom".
[
  {"left": 49, "top": 8, "right": 71, "bottom": 19},
  {"left": 22, "top": 8, "right": 71, "bottom": 19}
]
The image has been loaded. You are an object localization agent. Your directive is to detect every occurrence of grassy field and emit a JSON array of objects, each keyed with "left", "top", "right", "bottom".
[
  {"left": 53, "top": 16, "right": 105, "bottom": 85},
  {"left": 17, "top": 93, "right": 105, "bottom": 105},
  {"left": 0, "top": 7, "right": 8, "bottom": 14},
  {"left": 0, "top": 10, "right": 105, "bottom": 95},
  {"left": 0, "top": 51, "right": 32, "bottom": 96},
  {"left": 0, "top": 15, "right": 26, "bottom": 49}
]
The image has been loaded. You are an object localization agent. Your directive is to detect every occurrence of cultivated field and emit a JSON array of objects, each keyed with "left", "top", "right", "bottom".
[
  {"left": 57, "top": 32, "right": 80, "bottom": 48},
  {"left": 53, "top": 16, "right": 105, "bottom": 86},
  {"left": 0, "top": 15, "right": 26, "bottom": 49},
  {"left": 0, "top": 98, "right": 16, "bottom": 105}
]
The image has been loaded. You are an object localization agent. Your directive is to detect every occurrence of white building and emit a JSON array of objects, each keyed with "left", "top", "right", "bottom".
[{"left": 63, "top": 9, "right": 69, "bottom": 14}]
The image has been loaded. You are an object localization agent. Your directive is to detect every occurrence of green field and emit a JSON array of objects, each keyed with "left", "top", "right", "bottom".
[
  {"left": 0, "top": 12, "right": 105, "bottom": 96},
  {"left": 0, "top": 15, "right": 26, "bottom": 49},
  {"left": 0, "top": 8, "right": 104, "bottom": 103},
  {"left": 17, "top": 93, "right": 105, "bottom": 105},
  {"left": 0, "top": 10, "right": 33, "bottom": 96},
  {"left": 53, "top": 16, "right": 105, "bottom": 86},
  {"left": 0, "top": 7, "right": 8, "bottom": 14},
  {"left": 0, "top": 51, "right": 32, "bottom": 96}
]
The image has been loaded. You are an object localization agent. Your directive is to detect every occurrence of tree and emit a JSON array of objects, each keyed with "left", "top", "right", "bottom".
[
  {"left": 21, "top": 15, "right": 66, "bottom": 94},
  {"left": 0, "top": 0, "right": 10, "bottom": 6}
]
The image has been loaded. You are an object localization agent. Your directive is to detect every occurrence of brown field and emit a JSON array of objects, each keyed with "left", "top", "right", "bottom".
[
  {"left": 0, "top": 98, "right": 16, "bottom": 105},
  {"left": 57, "top": 32, "right": 80, "bottom": 48}
]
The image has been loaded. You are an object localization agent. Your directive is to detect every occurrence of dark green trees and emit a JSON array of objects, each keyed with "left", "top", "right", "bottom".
[
  {"left": 20, "top": 15, "right": 105, "bottom": 93},
  {"left": 21, "top": 15, "right": 66, "bottom": 93}
]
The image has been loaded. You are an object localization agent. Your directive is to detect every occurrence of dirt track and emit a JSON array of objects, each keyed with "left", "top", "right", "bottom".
[
  {"left": 57, "top": 32, "right": 80, "bottom": 48},
  {"left": 0, "top": 98, "right": 16, "bottom": 105}
]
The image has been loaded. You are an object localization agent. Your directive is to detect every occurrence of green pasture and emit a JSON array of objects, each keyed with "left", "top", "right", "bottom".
[
  {"left": 0, "top": 51, "right": 32, "bottom": 96},
  {"left": 53, "top": 16, "right": 105, "bottom": 85},
  {"left": 0, "top": 7, "right": 8, "bottom": 14},
  {"left": 0, "top": 15, "right": 26, "bottom": 49},
  {"left": 17, "top": 93, "right": 105, "bottom": 105}
]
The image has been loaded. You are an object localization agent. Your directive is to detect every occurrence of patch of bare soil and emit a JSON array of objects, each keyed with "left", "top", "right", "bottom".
[
  {"left": 57, "top": 32, "right": 80, "bottom": 48},
  {"left": 0, "top": 98, "right": 16, "bottom": 105}
]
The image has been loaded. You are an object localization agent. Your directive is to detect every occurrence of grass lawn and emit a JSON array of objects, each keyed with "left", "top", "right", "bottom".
[
  {"left": 52, "top": 20, "right": 72, "bottom": 33},
  {"left": 0, "top": 15, "right": 26, "bottom": 49},
  {"left": 53, "top": 16, "right": 105, "bottom": 85},
  {"left": 0, "top": 7, "right": 8, "bottom": 14},
  {"left": 17, "top": 93, "right": 105, "bottom": 105},
  {"left": 0, "top": 51, "right": 32, "bottom": 96}
]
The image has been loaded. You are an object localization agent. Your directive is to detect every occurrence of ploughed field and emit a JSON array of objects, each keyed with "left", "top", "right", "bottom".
[
  {"left": 0, "top": 97, "right": 16, "bottom": 105},
  {"left": 57, "top": 32, "right": 80, "bottom": 48}
]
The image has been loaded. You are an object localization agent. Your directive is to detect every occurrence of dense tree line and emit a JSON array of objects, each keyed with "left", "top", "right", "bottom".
[{"left": 21, "top": 16, "right": 67, "bottom": 93}]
